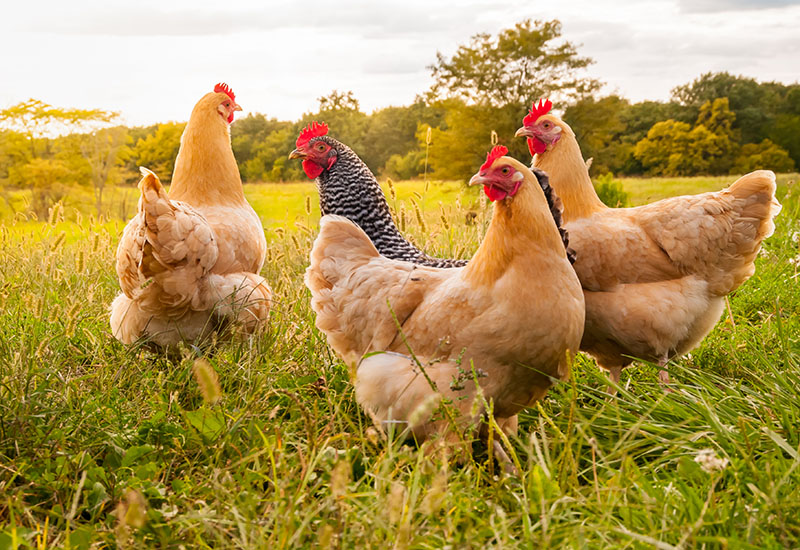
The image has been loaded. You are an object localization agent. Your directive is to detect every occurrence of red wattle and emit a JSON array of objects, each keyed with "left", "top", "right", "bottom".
[
  {"left": 483, "top": 185, "right": 507, "bottom": 202},
  {"left": 528, "top": 137, "right": 547, "bottom": 155},
  {"left": 227, "top": 112, "right": 235, "bottom": 124},
  {"left": 302, "top": 160, "right": 323, "bottom": 179}
]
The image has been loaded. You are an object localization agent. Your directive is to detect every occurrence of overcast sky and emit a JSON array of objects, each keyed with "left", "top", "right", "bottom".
[{"left": 1, "top": 0, "right": 798, "bottom": 126}]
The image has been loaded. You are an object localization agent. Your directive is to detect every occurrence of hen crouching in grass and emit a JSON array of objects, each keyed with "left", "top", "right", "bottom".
[
  {"left": 304, "top": 146, "right": 584, "bottom": 461},
  {"left": 110, "top": 84, "right": 271, "bottom": 349}
]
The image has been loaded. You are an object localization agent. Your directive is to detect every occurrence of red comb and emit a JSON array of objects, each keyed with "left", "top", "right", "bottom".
[
  {"left": 296, "top": 121, "right": 329, "bottom": 148},
  {"left": 480, "top": 145, "right": 508, "bottom": 172},
  {"left": 522, "top": 98, "right": 552, "bottom": 126},
  {"left": 214, "top": 83, "right": 235, "bottom": 102}
]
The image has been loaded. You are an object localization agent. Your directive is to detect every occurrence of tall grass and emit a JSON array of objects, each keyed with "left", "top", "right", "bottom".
[{"left": 0, "top": 176, "right": 798, "bottom": 548}]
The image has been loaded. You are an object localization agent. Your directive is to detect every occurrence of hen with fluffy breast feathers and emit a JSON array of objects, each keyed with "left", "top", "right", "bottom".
[
  {"left": 305, "top": 146, "right": 584, "bottom": 442},
  {"left": 110, "top": 84, "right": 271, "bottom": 348},
  {"left": 516, "top": 100, "right": 781, "bottom": 384}
]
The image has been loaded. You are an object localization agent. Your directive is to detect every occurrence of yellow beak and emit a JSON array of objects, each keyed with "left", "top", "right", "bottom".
[
  {"left": 514, "top": 126, "right": 532, "bottom": 138},
  {"left": 468, "top": 173, "right": 487, "bottom": 186},
  {"left": 288, "top": 148, "right": 305, "bottom": 160}
]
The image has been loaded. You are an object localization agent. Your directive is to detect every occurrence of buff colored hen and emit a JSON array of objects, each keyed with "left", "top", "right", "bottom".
[
  {"left": 110, "top": 84, "right": 271, "bottom": 348},
  {"left": 305, "top": 146, "right": 584, "bottom": 445},
  {"left": 516, "top": 99, "right": 781, "bottom": 385}
]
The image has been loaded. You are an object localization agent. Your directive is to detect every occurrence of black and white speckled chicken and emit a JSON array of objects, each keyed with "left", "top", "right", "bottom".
[
  {"left": 289, "top": 122, "right": 466, "bottom": 268},
  {"left": 289, "top": 122, "right": 574, "bottom": 267}
]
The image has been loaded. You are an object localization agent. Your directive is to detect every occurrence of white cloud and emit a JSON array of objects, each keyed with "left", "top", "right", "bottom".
[{"left": 0, "top": 0, "right": 798, "bottom": 125}]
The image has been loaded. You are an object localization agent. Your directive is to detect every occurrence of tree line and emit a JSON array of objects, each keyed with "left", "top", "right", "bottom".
[{"left": 1, "top": 19, "right": 798, "bottom": 218}]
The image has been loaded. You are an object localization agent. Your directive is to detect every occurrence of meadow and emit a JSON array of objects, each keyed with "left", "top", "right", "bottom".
[{"left": 1, "top": 173, "right": 799, "bottom": 548}]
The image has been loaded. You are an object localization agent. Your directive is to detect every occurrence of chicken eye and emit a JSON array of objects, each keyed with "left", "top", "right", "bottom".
[
  {"left": 316, "top": 143, "right": 326, "bottom": 152},
  {"left": 501, "top": 167, "right": 510, "bottom": 175},
  {"left": 543, "top": 122, "right": 550, "bottom": 129}
]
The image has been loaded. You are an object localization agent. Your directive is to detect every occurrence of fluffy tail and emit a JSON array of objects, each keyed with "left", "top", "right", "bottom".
[
  {"left": 305, "top": 215, "right": 383, "bottom": 363},
  {"left": 714, "top": 170, "right": 781, "bottom": 293},
  {"left": 306, "top": 214, "right": 380, "bottom": 290}
]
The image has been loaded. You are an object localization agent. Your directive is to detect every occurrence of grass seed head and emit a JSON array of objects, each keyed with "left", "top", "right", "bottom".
[
  {"left": 387, "top": 178, "right": 396, "bottom": 200},
  {"left": 330, "top": 459, "right": 350, "bottom": 498},
  {"left": 387, "top": 482, "right": 406, "bottom": 525},
  {"left": 317, "top": 524, "right": 337, "bottom": 549},
  {"left": 412, "top": 200, "right": 426, "bottom": 233},
  {"left": 192, "top": 358, "right": 222, "bottom": 405},
  {"left": 408, "top": 393, "right": 441, "bottom": 429},
  {"left": 439, "top": 203, "right": 450, "bottom": 230},
  {"left": 117, "top": 488, "right": 147, "bottom": 531},
  {"left": 422, "top": 469, "right": 447, "bottom": 516},
  {"left": 50, "top": 231, "right": 66, "bottom": 252}
]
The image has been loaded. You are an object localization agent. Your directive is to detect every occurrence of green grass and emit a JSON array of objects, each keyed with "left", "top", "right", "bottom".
[{"left": 1, "top": 175, "right": 799, "bottom": 548}]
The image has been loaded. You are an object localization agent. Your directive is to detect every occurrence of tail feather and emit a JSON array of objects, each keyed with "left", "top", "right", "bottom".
[
  {"left": 715, "top": 170, "right": 781, "bottom": 293},
  {"left": 727, "top": 169, "right": 781, "bottom": 240},
  {"left": 305, "top": 215, "right": 384, "bottom": 364}
]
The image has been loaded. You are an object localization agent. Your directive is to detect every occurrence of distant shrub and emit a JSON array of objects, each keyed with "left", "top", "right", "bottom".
[
  {"left": 384, "top": 150, "right": 425, "bottom": 180},
  {"left": 732, "top": 139, "right": 796, "bottom": 174},
  {"left": 593, "top": 172, "right": 629, "bottom": 207}
]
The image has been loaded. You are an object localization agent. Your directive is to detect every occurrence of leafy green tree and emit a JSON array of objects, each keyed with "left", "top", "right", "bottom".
[
  {"left": 0, "top": 99, "right": 119, "bottom": 215},
  {"left": 301, "top": 90, "right": 369, "bottom": 160},
  {"left": 0, "top": 99, "right": 115, "bottom": 158},
  {"left": 360, "top": 102, "right": 445, "bottom": 175},
  {"left": 732, "top": 139, "right": 795, "bottom": 174},
  {"left": 240, "top": 124, "right": 301, "bottom": 183},
  {"left": 131, "top": 122, "right": 185, "bottom": 182},
  {"left": 695, "top": 98, "right": 738, "bottom": 173},
  {"left": 634, "top": 99, "right": 738, "bottom": 176},
  {"left": 384, "top": 149, "right": 426, "bottom": 180},
  {"left": 769, "top": 114, "right": 800, "bottom": 167},
  {"left": 423, "top": 100, "right": 529, "bottom": 181},
  {"left": 564, "top": 95, "right": 630, "bottom": 175},
  {"left": 672, "top": 72, "right": 784, "bottom": 144},
  {"left": 231, "top": 113, "right": 287, "bottom": 172},
  {"left": 79, "top": 127, "right": 133, "bottom": 216},
  {"left": 633, "top": 120, "right": 693, "bottom": 175},
  {"left": 619, "top": 101, "right": 693, "bottom": 144},
  {"left": 428, "top": 19, "right": 600, "bottom": 108},
  {"left": 16, "top": 158, "right": 71, "bottom": 217}
]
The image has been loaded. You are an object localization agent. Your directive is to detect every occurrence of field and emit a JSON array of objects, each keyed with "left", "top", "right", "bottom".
[{"left": 1, "top": 174, "right": 799, "bottom": 548}]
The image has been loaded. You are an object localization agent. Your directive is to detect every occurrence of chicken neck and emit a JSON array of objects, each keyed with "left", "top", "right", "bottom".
[
  {"left": 464, "top": 174, "right": 565, "bottom": 287},
  {"left": 533, "top": 133, "right": 606, "bottom": 223},
  {"left": 169, "top": 109, "right": 246, "bottom": 207}
]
